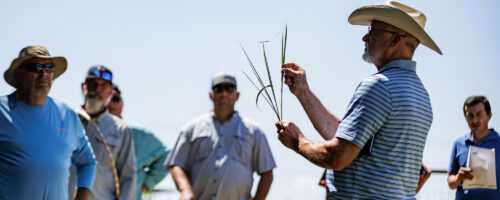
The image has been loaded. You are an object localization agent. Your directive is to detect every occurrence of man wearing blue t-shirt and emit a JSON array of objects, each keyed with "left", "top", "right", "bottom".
[
  {"left": 0, "top": 45, "right": 96, "bottom": 200},
  {"left": 448, "top": 96, "right": 500, "bottom": 199},
  {"left": 276, "top": 1, "right": 442, "bottom": 199}
]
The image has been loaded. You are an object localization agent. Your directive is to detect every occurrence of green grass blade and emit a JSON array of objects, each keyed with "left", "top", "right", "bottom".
[{"left": 262, "top": 43, "right": 280, "bottom": 120}]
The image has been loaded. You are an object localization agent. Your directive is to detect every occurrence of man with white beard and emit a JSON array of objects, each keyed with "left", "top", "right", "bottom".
[{"left": 70, "top": 65, "right": 136, "bottom": 200}]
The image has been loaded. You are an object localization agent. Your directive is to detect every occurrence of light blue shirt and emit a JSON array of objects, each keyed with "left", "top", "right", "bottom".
[
  {"left": 166, "top": 111, "right": 276, "bottom": 200},
  {"left": 0, "top": 93, "right": 96, "bottom": 200},
  {"left": 327, "top": 60, "right": 433, "bottom": 199},
  {"left": 129, "top": 122, "right": 169, "bottom": 200}
]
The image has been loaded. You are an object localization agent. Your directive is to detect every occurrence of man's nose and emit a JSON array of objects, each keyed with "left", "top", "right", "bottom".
[{"left": 362, "top": 33, "right": 369, "bottom": 42}]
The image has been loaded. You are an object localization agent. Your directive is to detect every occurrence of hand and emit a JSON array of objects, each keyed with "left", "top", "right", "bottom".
[
  {"left": 456, "top": 167, "right": 474, "bottom": 182},
  {"left": 282, "top": 63, "right": 309, "bottom": 97},
  {"left": 141, "top": 184, "right": 149, "bottom": 193},
  {"left": 179, "top": 189, "right": 194, "bottom": 200},
  {"left": 276, "top": 120, "right": 303, "bottom": 151}
]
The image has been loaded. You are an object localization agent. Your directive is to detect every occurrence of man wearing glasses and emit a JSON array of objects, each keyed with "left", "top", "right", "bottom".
[
  {"left": 276, "top": 1, "right": 441, "bottom": 199},
  {"left": 166, "top": 72, "right": 276, "bottom": 200},
  {"left": 0, "top": 45, "right": 96, "bottom": 200},
  {"left": 70, "top": 65, "right": 136, "bottom": 200}
]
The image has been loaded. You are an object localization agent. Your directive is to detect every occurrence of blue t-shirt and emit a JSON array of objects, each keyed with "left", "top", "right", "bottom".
[
  {"left": 0, "top": 93, "right": 96, "bottom": 200},
  {"left": 448, "top": 129, "right": 500, "bottom": 200}
]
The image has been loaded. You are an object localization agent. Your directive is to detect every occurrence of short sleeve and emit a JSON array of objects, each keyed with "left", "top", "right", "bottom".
[
  {"left": 335, "top": 76, "right": 392, "bottom": 148},
  {"left": 252, "top": 129, "right": 276, "bottom": 174},
  {"left": 448, "top": 141, "right": 459, "bottom": 174},
  {"left": 164, "top": 129, "right": 191, "bottom": 170}
]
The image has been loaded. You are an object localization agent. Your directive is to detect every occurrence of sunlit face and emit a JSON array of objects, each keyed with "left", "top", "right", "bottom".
[
  {"left": 82, "top": 78, "right": 113, "bottom": 114},
  {"left": 107, "top": 89, "right": 123, "bottom": 117},
  {"left": 209, "top": 84, "right": 239, "bottom": 110},
  {"left": 15, "top": 57, "right": 55, "bottom": 98},
  {"left": 464, "top": 103, "right": 492, "bottom": 135}
]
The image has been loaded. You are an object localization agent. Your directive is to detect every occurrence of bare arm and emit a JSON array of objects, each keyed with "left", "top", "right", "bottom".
[
  {"left": 170, "top": 166, "right": 194, "bottom": 200},
  {"left": 447, "top": 168, "right": 474, "bottom": 189},
  {"left": 277, "top": 121, "right": 361, "bottom": 170},
  {"left": 253, "top": 170, "right": 273, "bottom": 200},
  {"left": 74, "top": 187, "right": 91, "bottom": 200},
  {"left": 283, "top": 63, "right": 340, "bottom": 140}
]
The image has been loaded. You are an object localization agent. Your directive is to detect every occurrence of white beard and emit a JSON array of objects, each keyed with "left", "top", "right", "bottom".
[
  {"left": 362, "top": 43, "right": 372, "bottom": 63},
  {"left": 85, "top": 97, "right": 104, "bottom": 114}
]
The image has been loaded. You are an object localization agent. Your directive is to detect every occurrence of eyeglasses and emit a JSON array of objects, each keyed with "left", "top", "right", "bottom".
[
  {"left": 368, "top": 27, "right": 406, "bottom": 37},
  {"left": 212, "top": 85, "right": 236, "bottom": 93},
  {"left": 111, "top": 95, "right": 121, "bottom": 102},
  {"left": 21, "top": 63, "right": 56, "bottom": 73},
  {"left": 89, "top": 68, "right": 112, "bottom": 82}
]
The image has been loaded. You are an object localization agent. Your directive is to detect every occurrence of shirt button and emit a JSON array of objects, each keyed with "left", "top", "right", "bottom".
[
  {"left": 213, "top": 180, "right": 217, "bottom": 183},
  {"left": 217, "top": 145, "right": 221, "bottom": 148},
  {"left": 215, "top": 168, "right": 218, "bottom": 171}
]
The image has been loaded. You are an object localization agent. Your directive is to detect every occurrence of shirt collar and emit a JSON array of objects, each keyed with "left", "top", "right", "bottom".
[
  {"left": 465, "top": 128, "right": 498, "bottom": 144},
  {"left": 210, "top": 110, "right": 239, "bottom": 124},
  {"left": 379, "top": 59, "right": 416, "bottom": 73}
]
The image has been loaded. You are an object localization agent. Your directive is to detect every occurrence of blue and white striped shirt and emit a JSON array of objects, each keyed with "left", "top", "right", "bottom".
[{"left": 326, "top": 59, "right": 433, "bottom": 199}]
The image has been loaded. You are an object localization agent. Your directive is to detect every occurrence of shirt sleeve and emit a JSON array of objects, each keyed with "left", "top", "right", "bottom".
[
  {"left": 335, "top": 76, "right": 392, "bottom": 148},
  {"left": 116, "top": 127, "right": 137, "bottom": 200},
  {"left": 144, "top": 149, "right": 170, "bottom": 189},
  {"left": 448, "top": 141, "right": 460, "bottom": 174},
  {"left": 252, "top": 128, "right": 276, "bottom": 174},
  {"left": 70, "top": 111, "right": 97, "bottom": 189},
  {"left": 164, "top": 129, "right": 191, "bottom": 171}
]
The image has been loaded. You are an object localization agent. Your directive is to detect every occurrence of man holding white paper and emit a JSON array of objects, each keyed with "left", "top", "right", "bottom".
[{"left": 448, "top": 96, "right": 500, "bottom": 199}]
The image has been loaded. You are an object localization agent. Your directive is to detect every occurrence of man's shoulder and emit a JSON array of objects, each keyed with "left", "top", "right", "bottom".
[{"left": 181, "top": 113, "right": 213, "bottom": 130}]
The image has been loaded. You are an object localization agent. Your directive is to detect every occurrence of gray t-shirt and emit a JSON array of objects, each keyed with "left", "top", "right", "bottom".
[{"left": 165, "top": 111, "right": 276, "bottom": 200}]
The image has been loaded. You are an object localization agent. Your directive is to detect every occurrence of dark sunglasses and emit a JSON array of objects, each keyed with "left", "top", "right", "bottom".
[
  {"left": 212, "top": 85, "right": 236, "bottom": 93},
  {"left": 21, "top": 63, "right": 56, "bottom": 73},
  {"left": 89, "top": 69, "right": 112, "bottom": 82},
  {"left": 111, "top": 95, "right": 121, "bottom": 102},
  {"left": 368, "top": 27, "right": 406, "bottom": 38}
]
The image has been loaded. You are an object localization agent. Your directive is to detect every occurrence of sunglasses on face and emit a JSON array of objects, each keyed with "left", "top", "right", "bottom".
[
  {"left": 212, "top": 85, "right": 236, "bottom": 93},
  {"left": 89, "top": 69, "right": 112, "bottom": 82},
  {"left": 111, "top": 95, "right": 121, "bottom": 102},
  {"left": 21, "top": 63, "right": 56, "bottom": 73}
]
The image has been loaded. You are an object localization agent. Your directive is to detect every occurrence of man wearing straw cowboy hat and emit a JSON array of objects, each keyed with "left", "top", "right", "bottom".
[
  {"left": 166, "top": 72, "right": 275, "bottom": 200},
  {"left": 277, "top": 1, "right": 441, "bottom": 199},
  {"left": 69, "top": 65, "right": 136, "bottom": 200},
  {"left": 0, "top": 45, "right": 96, "bottom": 200}
]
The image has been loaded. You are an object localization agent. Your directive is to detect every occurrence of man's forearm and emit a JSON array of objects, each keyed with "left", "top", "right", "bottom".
[
  {"left": 254, "top": 170, "right": 273, "bottom": 200},
  {"left": 74, "top": 187, "right": 91, "bottom": 200},
  {"left": 170, "top": 166, "right": 193, "bottom": 193},
  {"left": 297, "top": 136, "right": 360, "bottom": 171},
  {"left": 447, "top": 174, "right": 461, "bottom": 189},
  {"left": 296, "top": 89, "right": 340, "bottom": 140}
]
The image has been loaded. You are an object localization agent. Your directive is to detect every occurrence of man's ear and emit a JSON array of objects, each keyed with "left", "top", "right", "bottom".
[
  {"left": 81, "top": 82, "right": 87, "bottom": 95},
  {"left": 209, "top": 91, "right": 214, "bottom": 101},
  {"left": 236, "top": 92, "right": 240, "bottom": 101}
]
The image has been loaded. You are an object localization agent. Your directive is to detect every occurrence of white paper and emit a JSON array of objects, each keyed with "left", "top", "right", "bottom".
[{"left": 463, "top": 145, "right": 497, "bottom": 189}]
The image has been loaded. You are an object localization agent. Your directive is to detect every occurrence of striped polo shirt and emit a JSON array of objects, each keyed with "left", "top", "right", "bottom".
[{"left": 326, "top": 59, "right": 433, "bottom": 199}]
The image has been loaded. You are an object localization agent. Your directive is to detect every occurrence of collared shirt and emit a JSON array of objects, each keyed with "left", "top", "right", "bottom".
[
  {"left": 165, "top": 111, "right": 276, "bottom": 200},
  {"left": 327, "top": 59, "right": 433, "bottom": 199},
  {"left": 129, "top": 122, "right": 169, "bottom": 200},
  {"left": 70, "top": 109, "right": 137, "bottom": 200},
  {"left": 448, "top": 129, "right": 500, "bottom": 199},
  {"left": 0, "top": 93, "right": 96, "bottom": 200}
]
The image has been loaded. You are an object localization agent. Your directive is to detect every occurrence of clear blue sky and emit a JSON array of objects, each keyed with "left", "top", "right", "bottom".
[{"left": 1, "top": 0, "right": 499, "bottom": 199}]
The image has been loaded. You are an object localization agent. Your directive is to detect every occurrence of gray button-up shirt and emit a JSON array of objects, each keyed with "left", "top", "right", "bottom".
[
  {"left": 166, "top": 111, "right": 276, "bottom": 200},
  {"left": 70, "top": 110, "right": 136, "bottom": 200}
]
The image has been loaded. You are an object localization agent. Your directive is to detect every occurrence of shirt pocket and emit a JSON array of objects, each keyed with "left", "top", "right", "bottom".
[
  {"left": 190, "top": 132, "right": 213, "bottom": 162},
  {"left": 229, "top": 133, "right": 253, "bottom": 166}
]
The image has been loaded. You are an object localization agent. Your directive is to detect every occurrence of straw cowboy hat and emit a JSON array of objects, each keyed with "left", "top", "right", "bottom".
[
  {"left": 348, "top": 0, "right": 442, "bottom": 55},
  {"left": 4, "top": 45, "right": 67, "bottom": 88}
]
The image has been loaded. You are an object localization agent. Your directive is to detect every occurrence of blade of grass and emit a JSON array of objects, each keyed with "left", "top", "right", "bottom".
[
  {"left": 280, "top": 25, "right": 287, "bottom": 120},
  {"left": 242, "top": 70, "right": 274, "bottom": 111},
  {"left": 262, "top": 43, "right": 280, "bottom": 120}
]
